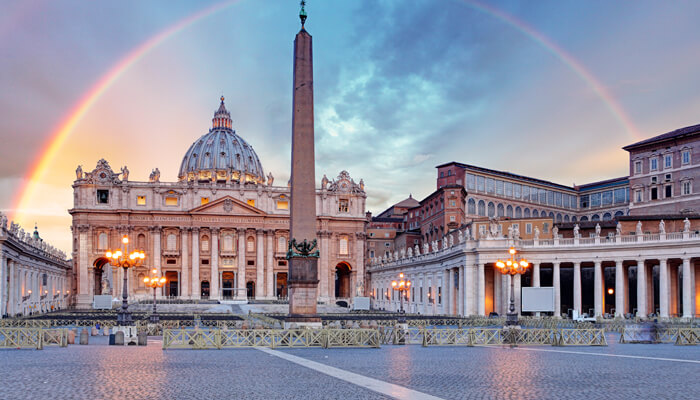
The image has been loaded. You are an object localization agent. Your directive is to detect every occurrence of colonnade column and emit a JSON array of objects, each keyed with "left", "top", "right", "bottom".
[
  {"left": 255, "top": 229, "right": 264, "bottom": 299},
  {"left": 0, "top": 254, "right": 5, "bottom": 317},
  {"left": 152, "top": 227, "right": 162, "bottom": 298},
  {"left": 236, "top": 229, "right": 246, "bottom": 299},
  {"left": 659, "top": 258, "right": 669, "bottom": 318},
  {"left": 466, "top": 265, "right": 476, "bottom": 315},
  {"left": 457, "top": 266, "right": 464, "bottom": 316},
  {"left": 266, "top": 230, "right": 274, "bottom": 299},
  {"left": 614, "top": 260, "right": 625, "bottom": 317},
  {"left": 572, "top": 262, "right": 581, "bottom": 315},
  {"left": 594, "top": 261, "right": 603, "bottom": 317},
  {"left": 191, "top": 228, "right": 200, "bottom": 299},
  {"left": 636, "top": 259, "right": 647, "bottom": 317},
  {"left": 682, "top": 257, "right": 693, "bottom": 318},
  {"left": 442, "top": 269, "right": 449, "bottom": 315},
  {"left": 531, "top": 262, "right": 540, "bottom": 317},
  {"left": 478, "top": 263, "right": 485, "bottom": 316},
  {"left": 553, "top": 262, "right": 561, "bottom": 317},
  {"left": 77, "top": 226, "right": 89, "bottom": 306},
  {"left": 181, "top": 228, "right": 189, "bottom": 299},
  {"left": 447, "top": 268, "right": 454, "bottom": 315},
  {"left": 319, "top": 232, "right": 329, "bottom": 301},
  {"left": 210, "top": 228, "right": 219, "bottom": 300},
  {"left": 514, "top": 273, "right": 521, "bottom": 316}
]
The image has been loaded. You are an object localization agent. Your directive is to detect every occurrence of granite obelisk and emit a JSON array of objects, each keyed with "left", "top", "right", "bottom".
[{"left": 286, "top": 1, "right": 320, "bottom": 325}]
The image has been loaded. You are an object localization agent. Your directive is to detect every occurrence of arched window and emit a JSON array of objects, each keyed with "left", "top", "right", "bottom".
[
  {"left": 487, "top": 202, "right": 495, "bottom": 217},
  {"left": 602, "top": 212, "right": 612, "bottom": 221},
  {"left": 467, "top": 198, "right": 476, "bottom": 215},
  {"left": 339, "top": 236, "right": 349, "bottom": 255},
  {"left": 278, "top": 236, "right": 287, "bottom": 253},
  {"left": 548, "top": 212, "right": 555, "bottom": 219},
  {"left": 223, "top": 234, "right": 234, "bottom": 252},
  {"left": 591, "top": 214, "right": 600, "bottom": 221},
  {"left": 580, "top": 216, "right": 588, "bottom": 222},
  {"left": 98, "top": 233, "right": 108, "bottom": 250},
  {"left": 524, "top": 208, "right": 530, "bottom": 218},
  {"left": 556, "top": 214, "right": 562, "bottom": 222},
  {"left": 137, "top": 234, "right": 146, "bottom": 251},
  {"left": 515, "top": 206, "right": 521, "bottom": 218},
  {"left": 247, "top": 237, "right": 255, "bottom": 252},
  {"left": 506, "top": 205, "right": 513, "bottom": 218},
  {"left": 167, "top": 234, "right": 177, "bottom": 251},
  {"left": 614, "top": 211, "right": 624, "bottom": 218},
  {"left": 478, "top": 200, "right": 486, "bottom": 216},
  {"left": 572, "top": 216, "right": 577, "bottom": 222},
  {"left": 496, "top": 203, "right": 504, "bottom": 217},
  {"left": 533, "top": 210, "right": 539, "bottom": 218},
  {"left": 201, "top": 235, "right": 210, "bottom": 252},
  {"left": 564, "top": 215, "right": 570, "bottom": 222}
]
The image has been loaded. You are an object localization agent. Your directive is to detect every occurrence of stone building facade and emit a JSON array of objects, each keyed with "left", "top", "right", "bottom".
[
  {"left": 1, "top": 216, "right": 71, "bottom": 318},
  {"left": 70, "top": 99, "right": 366, "bottom": 309}
]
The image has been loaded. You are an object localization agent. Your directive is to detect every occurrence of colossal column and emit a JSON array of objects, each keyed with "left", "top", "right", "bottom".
[
  {"left": 237, "top": 229, "right": 246, "bottom": 299},
  {"left": 457, "top": 266, "right": 464, "bottom": 316},
  {"left": 594, "top": 261, "right": 603, "bottom": 316},
  {"left": 286, "top": 4, "right": 320, "bottom": 325},
  {"left": 152, "top": 227, "right": 162, "bottom": 298},
  {"left": 256, "top": 229, "right": 264, "bottom": 299},
  {"left": 553, "top": 262, "right": 561, "bottom": 317},
  {"left": 191, "top": 228, "right": 200, "bottom": 299},
  {"left": 573, "top": 262, "right": 581, "bottom": 315},
  {"left": 682, "top": 257, "right": 692, "bottom": 318},
  {"left": 211, "top": 228, "right": 219, "bottom": 300},
  {"left": 615, "top": 260, "right": 625, "bottom": 317},
  {"left": 532, "top": 262, "right": 540, "bottom": 317},
  {"left": 659, "top": 258, "right": 669, "bottom": 318},
  {"left": 181, "top": 228, "right": 189, "bottom": 299},
  {"left": 77, "top": 225, "right": 90, "bottom": 308},
  {"left": 637, "top": 259, "right": 647, "bottom": 317},
  {"left": 266, "top": 230, "right": 274, "bottom": 299},
  {"left": 478, "top": 263, "right": 485, "bottom": 316}
]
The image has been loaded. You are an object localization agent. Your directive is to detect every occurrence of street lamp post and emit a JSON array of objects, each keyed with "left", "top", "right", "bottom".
[
  {"left": 391, "top": 272, "right": 411, "bottom": 323},
  {"left": 106, "top": 235, "right": 145, "bottom": 326},
  {"left": 496, "top": 247, "right": 530, "bottom": 327},
  {"left": 144, "top": 269, "right": 166, "bottom": 324}
]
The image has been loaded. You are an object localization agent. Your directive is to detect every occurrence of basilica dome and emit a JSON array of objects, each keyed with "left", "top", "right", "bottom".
[{"left": 178, "top": 97, "right": 265, "bottom": 183}]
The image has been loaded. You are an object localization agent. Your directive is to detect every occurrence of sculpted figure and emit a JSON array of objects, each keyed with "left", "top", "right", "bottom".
[
  {"left": 513, "top": 224, "right": 520, "bottom": 240},
  {"left": 267, "top": 172, "right": 274, "bottom": 186},
  {"left": 615, "top": 222, "right": 622, "bottom": 236},
  {"left": 359, "top": 179, "right": 365, "bottom": 191},
  {"left": 683, "top": 218, "right": 691, "bottom": 233},
  {"left": 442, "top": 239, "right": 448, "bottom": 250},
  {"left": 0, "top": 213, "right": 6, "bottom": 230},
  {"left": 407, "top": 247, "right": 413, "bottom": 258},
  {"left": 423, "top": 242, "right": 429, "bottom": 255},
  {"left": 636, "top": 221, "right": 643, "bottom": 236},
  {"left": 659, "top": 219, "right": 666, "bottom": 234},
  {"left": 414, "top": 244, "right": 420, "bottom": 256},
  {"left": 507, "top": 225, "right": 513, "bottom": 239},
  {"left": 552, "top": 226, "right": 559, "bottom": 238},
  {"left": 465, "top": 227, "right": 471, "bottom": 240},
  {"left": 355, "top": 280, "right": 364, "bottom": 297},
  {"left": 321, "top": 174, "right": 329, "bottom": 190},
  {"left": 121, "top": 166, "right": 129, "bottom": 181},
  {"left": 75, "top": 165, "right": 83, "bottom": 180},
  {"left": 573, "top": 224, "right": 580, "bottom": 238},
  {"left": 458, "top": 230, "right": 464, "bottom": 243},
  {"left": 101, "top": 279, "right": 111, "bottom": 295},
  {"left": 448, "top": 234, "right": 454, "bottom": 247},
  {"left": 595, "top": 223, "right": 601, "bottom": 237},
  {"left": 400, "top": 248, "right": 406, "bottom": 259},
  {"left": 534, "top": 227, "right": 540, "bottom": 240}
]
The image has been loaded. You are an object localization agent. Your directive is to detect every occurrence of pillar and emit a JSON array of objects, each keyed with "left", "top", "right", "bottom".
[
  {"left": 514, "top": 273, "right": 521, "bottom": 316},
  {"left": 478, "top": 263, "right": 485, "bottom": 316},
  {"left": 466, "top": 265, "right": 476, "bottom": 315},
  {"left": 319, "top": 232, "right": 329, "bottom": 300},
  {"left": 266, "top": 230, "right": 274, "bottom": 299},
  {"left": 532, "top": 262, "right": 540, "bottom": 317},
  {"left": 637, "top": 259, "right": 647, "bottom": 317},
  {"left": 237, "top": 229, "right": 246, "bottom": 299},
  {"left": 457, "top": 266, "right": 464, "bottom": 316},
  {"left": 594, "top": 260, "right": 603, "bottom": 317},
  {"left": 191, "top": 228, "right": 200, "bottom": 299},
  {"left": 211, "top": 228, "right": 219, "bottom": 300},
  {"left": 615, "top": 260, "right": 625, "bottom": 318},
  {"left": 0, "top": 254, "right": 5, "bottom": 317},
  {"left": 573, "top": 262, "right": 582, "bottom": 316},
  {"left": 442, "top": 269, "right": 449, "bottom": 315},
  {"left": 553, "top": 262, "right": 561, "bottom": 317},
  {"left": 659, "top": 258, "right": 669, "bottom": 318},
  {"left": 682, "top": 257, "right": 692, "bottom": 318},
  {"left": 431, "top": 273, "right": 438, "bottom": 315},
  {"left": 447, "top": 267, "right": 454, "bottom": 315},
  {"left": 181, "top": 228, "right": 189, "bottom": 298},
  {"left": 355, "top": 233, "right": 365, "bottom": 297},
  {"left": 493, "top": 268, "right": 501, "bottom": 316},
  {"left": 152, "top": 227, "right": 162, "bottom": 298},
  {"left": 255, "top": 229, "right": 264, "bottom": 299},
  {"left": 77, "top": 226, "right": 90, "bottom": 307}
]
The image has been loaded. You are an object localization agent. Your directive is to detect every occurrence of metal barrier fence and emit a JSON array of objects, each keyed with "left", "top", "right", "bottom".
[
  {"left": 675, "top": 328, "right": 699, "bottom": 345},
  {"left": 0, "top": 328, "right": 68, "bottom": 349},
  {"left": 162, "top": 328, "right": 381, "bottom": 349}
]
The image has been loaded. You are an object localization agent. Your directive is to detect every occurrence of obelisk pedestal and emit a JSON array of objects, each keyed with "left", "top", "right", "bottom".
[{"left": 286, "top": 4, "right": 321, "bottom": 328}]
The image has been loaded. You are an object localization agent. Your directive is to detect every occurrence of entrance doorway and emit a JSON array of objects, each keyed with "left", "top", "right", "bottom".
[
  {"left": 222, "top": 272, "right": 235, "bottom": 299},
  {"left": 335, "top": 262, "right": 352, "bottom": 298},
  {"left": 246, "top": 281, "right": 255, "bottom": 299},
  {"left": 93, "top": 258, "right": 109, "bottom": 295},
  {"left": 201, "top": 281, "right": 210, "bottom": 299},
  {"left": 276, "top": 273, "right": 287, "bottom": 299},
  {"left": 165, "top": 271, "right": 178, "bottom": 297}
]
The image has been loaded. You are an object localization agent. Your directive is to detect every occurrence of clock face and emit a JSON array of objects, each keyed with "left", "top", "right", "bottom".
[{"left": 99, "top": 172, "right": 107, "bottom": 179}]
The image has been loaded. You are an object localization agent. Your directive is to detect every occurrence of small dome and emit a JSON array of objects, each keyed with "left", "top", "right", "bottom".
[{"left": 178, "top": 97, "right": 265, "bottom": 183}]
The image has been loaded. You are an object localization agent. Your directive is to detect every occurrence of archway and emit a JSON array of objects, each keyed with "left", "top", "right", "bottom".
[
  {"left": 222, "top": 272, "right": 235, "bottom": 299},
  {"left": 246, "top": 281, "right": 255, "bottom": 299},
  {"left": 201, "top": 281, "right": 210, "bottom": 299},
  {"left": 276, "top": 272, "right": 288, "bottom": 299},
  {"left": 93, "top": 258, "right": 109, "bottom": 295},
  {"left": 165, "top": 271, "right": 178, "bottom": 297},
  {"left": 335, "top": 262, "right": 352, "bottom": 298}
]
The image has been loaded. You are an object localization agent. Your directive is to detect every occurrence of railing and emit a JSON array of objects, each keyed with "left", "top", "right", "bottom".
[
  {"left": 675, "top": 328, "right": 699, "bottom": 345},
  {"left": 0, "top": 327, "right": 68, "bottom": 349}
]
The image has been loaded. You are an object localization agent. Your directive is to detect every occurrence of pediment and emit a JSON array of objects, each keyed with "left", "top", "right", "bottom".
[{"left": 189, "top": 196, "right": 265, "bottom": 215}]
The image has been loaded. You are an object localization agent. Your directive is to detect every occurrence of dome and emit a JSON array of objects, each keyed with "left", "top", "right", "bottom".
[{"left": 178, "top": 97, "right": 265, "bottom": 183}]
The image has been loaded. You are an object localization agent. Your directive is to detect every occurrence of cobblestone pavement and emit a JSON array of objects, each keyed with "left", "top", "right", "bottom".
[{"left": 1, "top": 333, "right": 698, "bottom": 400}]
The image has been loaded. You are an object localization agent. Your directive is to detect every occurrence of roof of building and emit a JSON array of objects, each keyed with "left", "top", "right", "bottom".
[
  {"left": 576, "top": 177, "right": 629, "bottom": 191},
  {"left": 617, "top": 214, "right": 699, "bottom": 221},
  {"left": 555, "top": 221, "right": 618, "bottom": 230},
  {"left": 622, "top": 123, "right": 700, "bottom": 151},
  {"left": 436, "top": 162, "right": 575, "bottom": 192},
  {"left": 394, "top": 195, "right": 420, "bottom": 209}
]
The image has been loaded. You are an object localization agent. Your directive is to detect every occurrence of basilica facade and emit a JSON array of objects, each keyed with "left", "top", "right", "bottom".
[{"left": 70, "top": 98, "right": 366, "bottom": 309}]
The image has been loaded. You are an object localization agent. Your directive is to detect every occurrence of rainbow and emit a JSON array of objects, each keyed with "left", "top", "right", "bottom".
[
  {"left": 10, "top": 0, "right": 638, "bottom": 224},
  {"left": 9, "top": 0, "right": 240, "bottom": 222}
]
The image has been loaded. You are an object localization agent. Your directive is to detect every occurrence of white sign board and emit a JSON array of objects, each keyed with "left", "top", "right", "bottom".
[
  {"left": 92, "top": 295, "right": 112, "bottom": 310},
  {"left": 521, "top": 287, "right": 555, "bottom": 312},
  {"left": 352, "top": 297, "right": 370, "bottom": 311}
]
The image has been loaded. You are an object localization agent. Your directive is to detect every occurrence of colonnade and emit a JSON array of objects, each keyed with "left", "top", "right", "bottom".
[{"left": 1, "top": 254, "right": 70, "bottom": 318}]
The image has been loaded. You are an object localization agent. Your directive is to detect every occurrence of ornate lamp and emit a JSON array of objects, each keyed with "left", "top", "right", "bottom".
[
  {"left": 496, "top": 247, "right": 530, "bottom": 326},
  {"left": 106, "top": 235, "right": 145, "bottom": 326},
  {"left": 391, "top": 272, "right": 412, "bottom": 323},
  {"left": 144, "top": 269, "right": 166, "bottom": 323}
]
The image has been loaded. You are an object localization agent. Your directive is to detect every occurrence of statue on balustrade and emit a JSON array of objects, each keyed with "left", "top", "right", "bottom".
[
  {"left": 534, "top": 227, "right": 540, "bottom": 240},
  {"left": 595, "top": 223, "right": 601, "bottom": 237},
  {"left": 636, "top": 221, "right": 643, "bottom": 236},
  {"left": 552, "top": 226, "right": 559, "bottom": 238},
  {"left": 659, "top": 220, "right": 666, "bottom": 234},
  {"left": 683, "top": 218, "right": 691, "bottom": 233},
  {"left": 615, "top": 222, "right": 622, "bottom": 236},
  {"left": 573, "top": 224, "right": 580, "bottom": 238}
]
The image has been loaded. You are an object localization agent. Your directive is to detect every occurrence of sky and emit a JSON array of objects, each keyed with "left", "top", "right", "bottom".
[{"left": 1, "top": 0, "right": 700, "bottom": 254}]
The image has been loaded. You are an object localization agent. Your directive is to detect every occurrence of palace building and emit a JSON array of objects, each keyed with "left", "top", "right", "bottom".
[
  {"left": 70, "top": 98, "right": 367, "bottom": 309},
  {"left": 369, "top": 123, "right": 700, "bottom": 319}
]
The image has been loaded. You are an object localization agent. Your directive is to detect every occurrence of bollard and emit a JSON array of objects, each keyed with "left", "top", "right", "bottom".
[
  {"left": 67, "top": 330, "right": 76, "bottom": 345},
  {"left": 79, "top": 329, "right": 89, "bottom": 345},
  {"left": 137, "top": 331, "right": 148, "bottom": 346},
  {"left": 114, "top": 331, "right": 125, "bottom": 345},
  {"left": 103, "top": 327, "right": 109, "bottom": 336},
  {"left": 91, "top": 327, "right": 99, "bottom": 336}
]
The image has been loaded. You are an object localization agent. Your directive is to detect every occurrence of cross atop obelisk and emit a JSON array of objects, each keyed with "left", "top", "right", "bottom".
[{"left": 286, "top": 0, "right": 320, "bottom": 326}]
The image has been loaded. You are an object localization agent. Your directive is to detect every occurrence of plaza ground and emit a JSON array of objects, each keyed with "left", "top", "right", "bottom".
[{"left": 1, "top": 333, "right": 698, "bottom": 400}]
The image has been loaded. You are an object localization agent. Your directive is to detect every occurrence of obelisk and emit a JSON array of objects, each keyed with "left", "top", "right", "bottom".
[{"left": 286, "top": 1, "right": 321, "bottom": 326}]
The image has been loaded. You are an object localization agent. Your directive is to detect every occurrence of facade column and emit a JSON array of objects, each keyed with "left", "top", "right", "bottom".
[
  {"left": 77, "top": 225, "right": 90, "bottom": 307},
  {"left": 266, "top": 230, "right": 274, "bottom": 299},
  {"left": 478, "top": 263, "right": 485, "bottom": 316},
  {"left": 573, "top": 262, "right": 581, "bottom": 316},
  {"left": 210, "top": 228, "right": 219, "bottom": 300},
  {"left": 658, "top": 258, "right": 669, "bottom": 318},
  {"left": 0, "top": 254, "right": 5, "bottom": 317},
  {"left": 255, "top": 229, "right": 264, "bottom": 299},
  {"left": 637, "top": 259, "right": 647, "bottom": 317},
  {"left": 531, "top": 262, "right": 540, "bottom": 317},
  {"left": 615, "top": 260, "right": 625, "bottom": 317},
  {"left": 180, "top": 228, "right": 189, "bottom": 299},
  {"left": 442, "top": 269, "right": 449, "bottom": 315},
  {"left": 431, "top": 273, "right": 438, "bottom": 315},
  {"left": 447, "top": 268, "right": 454, "bottom": 315},
  {"left": 553, "top": 262, "right": 561, "bottom": 317},
  {"left": 237, "top": 229, "right": 246, "bottom": 299},
  {"left": 594, "top": 260, "right": 603, "bottom": 317},
  {"left": 682, "top": 257, "right": 693, "bottom": 318},
  {"left": 319, "top": 232, "right": 329, "bottom": 301},
  {"left": 457, "top": 266, "right": 464, "bottom": 316},
  {"left": 191, "top": 228, "right": 200, "bottom": 299},
  {"left": 493, "top": 268, "right": 501, "bottom": 317},
  {"left": 514, "top": 273, "right": 521, "bottom": 316},
  {"left": 355, "top": 233, "right": 365, "bottom": 298},
  {"left": 466, "top": 265, "right": 476, "bottom": 315},
  {"left": 151, "top": 227, "right": 162, "bottom": 298}
]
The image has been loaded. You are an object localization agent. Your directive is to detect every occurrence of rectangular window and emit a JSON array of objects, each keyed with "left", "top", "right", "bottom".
[
  {"left": 682, "top": 181, "right": 691, "bottom": 195},
  {"left": 650, "top": 158, "right": 658, "bottom": 171},
  {"left": 247, "top": 199, "right": 256, "bottom": 207},
  {"left": 539, "top": 189, "right": 546, "bottom": 204},
  {"left": 450, "top": 200, "right": 456, "bottom": 207},
  {"left": 97, "top": 190, "right": 109, "bottom": 204},
  {"left": 614, "top": 188, "right": 626, "bottom": 204},
  {"left": 531, "top": 187, "right": 538, "bottom": 202},
  {"left": 542, "top": 223, "right": 549, "bottom": 233},
  {"left": 165, "top": 196, "right": 178, "bottom": 206},
  {"left": 555, "top": 192, "right": 562, "bottom": 207},
  {"left": 137, "top": 195, "right": 146, "bottom": 205},
  {"left": 369, "top": 250, "right": 374, "bottom": 258},
  {"left": 513, "top": 184, "right": 521, "bottom": 199},
  {"left": 505, "top": 181, "right": 513, "bottom": 197},
  {"left": 634, "top": 161, "right": 642, "bottom": 174},
  {"left": 522, "top": 185, "right": 529, "bottom": 201},
  {"left": 682, "top": 150, "right": 690, "bottom": 165},
  {"left": 590, "top": 193, "right": 601, "bottom": 207},
  {"left": 276, "top": 200, "right": 288, "bottom": 210},
  {"left": 339, "top": 199, "right": 349, "bottom": 212},
  {"left": 651, "top": 187, "right": 658, "bottom": 200},
  {"left": 580, "top": 195, "right": 589, "bottom": 208},
  {"left": 201, "top": 259, "right": 209, "bottom": 265},
  {"left": 486, "top": 178, "right": 495, "bottom": 194},
  {"left": 547, "top": 190, "right": 555, "bottom": 206},
  {"left": 665, "top": 185, "right": 672, "bottom": 198},
  {"left": 635, "top": 189, "right": 643, "bottom": 202},
  {"left": 477, "top": 176, "right": 485, "bottom": 192},
  {"left": 449, "top": 215, "right": 456, "bottom": 222},
  {"left": 201, "top": 197, "right": 210, "bottom": 205},
  {"left": 466, "top": 174, "right": 476, "bottom": 190},
  {"left": 525, "top": 223, "right": 532, "bottom": 234},
  {"left": 495, "top": 180, "right": 504, "bottom": 195},
  {"left": 664, "top": 154, "right": 672, "bottom": 168},
  {"left": 602, "top": 190, "right": 613, "bottom": 206}
]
